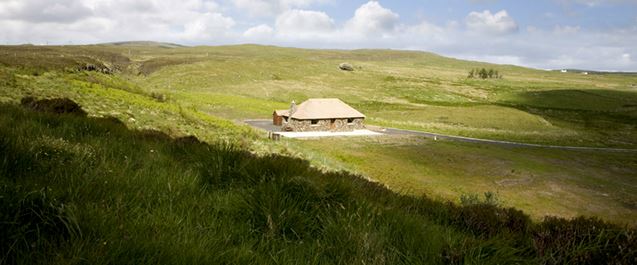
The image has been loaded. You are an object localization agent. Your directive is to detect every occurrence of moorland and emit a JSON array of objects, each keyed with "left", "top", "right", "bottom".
[{"left": 1, "top": 42, "right": 636, "bottom": 263}]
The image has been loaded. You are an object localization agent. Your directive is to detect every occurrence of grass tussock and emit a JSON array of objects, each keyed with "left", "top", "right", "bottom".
[
  {"left": 20, "top": 97, "right": 87, "bottom": 116},
  {"left": 1, "top": 101, "right": 635, "bottom": 264}
]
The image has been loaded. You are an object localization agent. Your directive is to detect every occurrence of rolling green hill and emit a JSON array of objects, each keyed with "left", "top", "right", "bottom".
[
  {"left": 1, "top": 43, "right": 637, "bottom": 263},
  {"left": 1, "top": 102, "right": 635, "bottom": 264},
  {"left": 1, "top": 43, "right": 636, "bottom": 223},
  {"left": 2, "top": 43, "right": 636, "bottom": 147}
]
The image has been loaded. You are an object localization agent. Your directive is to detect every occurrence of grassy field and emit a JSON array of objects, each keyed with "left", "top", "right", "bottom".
[
  {"left": 129, "top": 44, "right": 637, "bottom": 148},
  {"left": 296, "top": 136, "right": 637, "bottom": 225},
  {"left": 2, "top": 103, "right": 636, "bottom": 264},
  {"left": 0, "top": 43, "right": 636, "bottom": 238},
  {"left": 4, "top": 43, "right": 635, "bottom": 147}
]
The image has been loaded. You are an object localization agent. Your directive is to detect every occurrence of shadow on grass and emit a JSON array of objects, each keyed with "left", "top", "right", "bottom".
[
  {"left": 1, "top": 100, "right": 636, "bottom": 264},
  {"left": 501, "top": 89, "right": 637, "bottom": 112},
  {"left": 497, "top": 89, "right": 637, "bottom": 146}
]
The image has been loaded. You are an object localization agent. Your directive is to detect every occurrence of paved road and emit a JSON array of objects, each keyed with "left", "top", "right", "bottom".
[
  {"left": 245, "top": 119, "right": 637, "bottom": 152},
  {"left": 380, "top": 128, "right": 637, "bottom": 152},
  {"left": 245, "top": 119, "right": 282, "bottom": 132}
]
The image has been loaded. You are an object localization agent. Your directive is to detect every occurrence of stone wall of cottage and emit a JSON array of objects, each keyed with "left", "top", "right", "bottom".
[{"left": 283, "top": 118, "right": 364, "bottom": 132}]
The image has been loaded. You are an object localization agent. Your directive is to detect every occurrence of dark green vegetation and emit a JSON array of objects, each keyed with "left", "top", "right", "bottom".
[
  {"left": 1, "top": 103, "right": 636, "bottom": 264},
  {"left": 1, "top": 43, "right": 637, "bottom": 262},
  {"left": 467, "top": 68, "right": 501, "bottom": 79}
]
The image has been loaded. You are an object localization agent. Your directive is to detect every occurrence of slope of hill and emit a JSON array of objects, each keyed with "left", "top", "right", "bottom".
[
  {"left": 1, "top": 102, "right": 635, "bottom": 264},
  {"left": 4, "top": 44, "right": 635, "bottom": 147},
  {"left": 0, "top": 44, "right": 636, "bottom": 228}
]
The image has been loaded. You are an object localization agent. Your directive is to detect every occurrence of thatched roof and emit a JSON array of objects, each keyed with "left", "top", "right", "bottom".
[{"left": 281, "top": 98, "right": 365, "bottom": 120}]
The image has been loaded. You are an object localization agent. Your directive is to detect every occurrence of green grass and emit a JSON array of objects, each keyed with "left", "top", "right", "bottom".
[
  {"left": 0, "top": 65, "right": 256, "bottom": 144},
  {"left": 126, "top": 45, "right": 637, "bottom": 148},
  {"left": 1, "top": 43, "right": 636, "bottom": 221},
  {"left": 2, "top": 44, "right": 636, "bottom": 147},
  {"left": 1, "top": 43, "right": 637, "bottom": 262},
  {"left": 1, "top": 103, "right": 635, "bottom": 264},
  {"left": 296, "top": 136, "right": 637, "bottom": 225}
]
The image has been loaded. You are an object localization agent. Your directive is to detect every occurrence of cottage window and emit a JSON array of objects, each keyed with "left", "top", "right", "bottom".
[
  {"left": 284, "top": 117, "right": 288, "bottom": 122},
  {"left": 347, "top": 118, "right": 354, "bottom": 124},
  {"left": 311, "top": 119, "right": 319, "bottom": 125}
]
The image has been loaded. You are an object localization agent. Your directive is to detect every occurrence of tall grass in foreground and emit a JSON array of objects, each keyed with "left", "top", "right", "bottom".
[{"left": 0, "top": 103, "right": 635, "bottom": 264}]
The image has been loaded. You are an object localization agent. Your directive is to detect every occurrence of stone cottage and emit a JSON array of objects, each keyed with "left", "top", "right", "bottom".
[{"left": 272, "top": 98, "right": 365, "bottom": 132}]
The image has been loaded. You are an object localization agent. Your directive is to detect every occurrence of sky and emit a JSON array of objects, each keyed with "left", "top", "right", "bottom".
[{"left": 1, "top": 0, "right": 637, "bottom": 71}]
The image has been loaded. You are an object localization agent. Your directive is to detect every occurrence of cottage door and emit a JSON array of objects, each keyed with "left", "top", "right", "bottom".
[{"left": 330, "top": 119, "right": 336, "bottom": 130}]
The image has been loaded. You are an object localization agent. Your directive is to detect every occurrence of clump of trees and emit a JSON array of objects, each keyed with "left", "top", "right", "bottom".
[{"left": 468, "top": 68, "right": 502, "bottom": 79}]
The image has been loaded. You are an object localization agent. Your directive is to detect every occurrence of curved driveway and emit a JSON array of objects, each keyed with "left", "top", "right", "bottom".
[{"left": 245, "top": 119, "right": 637, "bottom": 152}]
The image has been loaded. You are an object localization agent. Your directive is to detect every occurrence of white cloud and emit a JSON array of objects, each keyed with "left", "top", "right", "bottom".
[
  {"left": 0, "top": 0, "right": 235, "bottom": 44},
  {"left": 620, "top": 53, "right": 632, "bottom": 65},
  {"left": 232, "top": 0, "right": 328, "bottom": 17},
  {"left": 459, "top": 55, "right": 524, "bottom": 66},
  {"left": 243, "top": 24, "right": 274, "bottom": 38},
  {"left": 344, "top": 1, "right": 399, "bottom": 37},
  {"left": 402, "top": 21, "right": 451, "bottom": 45},
  {"left": 0, "top": 0, "right": 92, "bottom": 23},
  {"left": 466, "top": 10, "right": 518, "bottom": 35},
  {"left": 569, "top": 0, "right": 634, "bottom": 6},
  {"left": 554, "top": 25, "right": 581, "bottom": 34},
  {"left": 182, "top": 13, "right": 236, "bottom": 40},
  {"left": 275, "top": 9, "right": 335, "bottom": 38}
]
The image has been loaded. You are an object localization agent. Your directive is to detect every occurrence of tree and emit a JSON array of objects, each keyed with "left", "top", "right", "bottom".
[
  {"left": 467, "top": 68, "right": 503, "bottom": 79},
  {"left": 479, "top": 68, "right": 488, "bottom": 79}
]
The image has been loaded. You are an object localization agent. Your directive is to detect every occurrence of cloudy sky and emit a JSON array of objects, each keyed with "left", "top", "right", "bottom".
[{"left": 1, "top": 0, "right": 636, "bottom": 71}]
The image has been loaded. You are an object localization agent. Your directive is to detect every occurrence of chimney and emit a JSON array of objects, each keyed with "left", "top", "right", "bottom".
[{"left": 290, "top": 100, "right": 297, "bottom": 115}]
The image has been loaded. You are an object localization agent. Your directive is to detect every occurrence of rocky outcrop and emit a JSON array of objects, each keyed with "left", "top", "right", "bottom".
[{"left": 339, "top": 63, "right": 354, "bottom": 71}]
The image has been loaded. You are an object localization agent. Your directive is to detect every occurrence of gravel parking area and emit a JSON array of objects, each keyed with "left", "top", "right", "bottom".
[{"left": 245, "top": 120, "right": 382, "bottom": 138}]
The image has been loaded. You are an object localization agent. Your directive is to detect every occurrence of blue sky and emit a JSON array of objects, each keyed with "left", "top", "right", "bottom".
[
  {"left": 235, "top": 0, "right": 635, "bottom": 29},
  {"left": 1, "top": 0, "right": 637, "bottom": 71}
]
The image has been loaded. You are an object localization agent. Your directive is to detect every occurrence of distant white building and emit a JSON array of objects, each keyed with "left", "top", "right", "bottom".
[{"left": 560, "top": 69, "right": 568, "bottom": 73}]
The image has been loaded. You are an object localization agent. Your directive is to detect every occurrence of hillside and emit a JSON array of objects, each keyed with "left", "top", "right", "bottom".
[
  {"left": 1, "top": 43, "right": 637, "bottom": 262},
  {"left": 1, "top": 102, "right": 635, "bottom": 264},
  {"left": 1, "top": 44, "right": 636, "bottom": 224},
  {"left": 2, "top": 43, "right": 636, "bottom": 147}
]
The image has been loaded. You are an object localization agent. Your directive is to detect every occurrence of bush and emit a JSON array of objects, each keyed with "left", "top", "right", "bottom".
[
  {"left": 468, "top": 68, "right": 502, "bottom": 79},
  {"left": 150, "top": 92, "right": 167, "bottom": 102},
  {"left": 452, "top": 204, "right": 531, "bottom": 238},
  {"left": 460, "top": 191, "right": 501, "bottom": 206},
  {"left": 533, "top": 216, "right": 637, "bottom": 264},
  {"left": 20, "top": 97, "right": 87, "bottom": 116}
]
